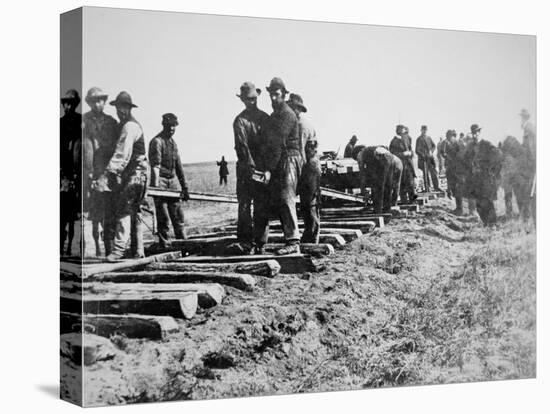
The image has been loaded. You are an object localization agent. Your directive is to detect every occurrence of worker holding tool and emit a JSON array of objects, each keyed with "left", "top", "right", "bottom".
[{"left": 148, "top": 113, "right": 190, "bottom": 248}]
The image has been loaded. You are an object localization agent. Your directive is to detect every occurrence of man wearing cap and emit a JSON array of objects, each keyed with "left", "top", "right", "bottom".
[
  {"left": 390, "top": 124, "right": 417, "bottom": 204},
  {"left": 344, "top": 135, "right": 358, "bottom": 158},
  {"left": 149, "top": 113, "right": 190, "bottom": 248},
  {"left": 255, "top": 77, "right": 303, "bottom": 255},
  {"left": 464, "top": 124, "right": 502, "bottom": 226},
  {"left": 83, "top": 87, "right": 119, "bottom": 256},
  {"left": 230, "top": 81, "right": 270, "bottom": 254},
  {"left": 442, "top": 129, "right": 467, "bottom": 215},
  {"left": 102, "top": 91, "right": 148, "bottom": 261},
  {"left": 288, "top": 93, "right": 321, "bottom": 244},
  {"left": 60, "top": 89, "right": 82, "bottom": 256},
  {"left": 415, "top": 125, "right": 440, "bottom": 192},
  {"left": 354, "top": 146, "right": 403, "bottom": 214}
]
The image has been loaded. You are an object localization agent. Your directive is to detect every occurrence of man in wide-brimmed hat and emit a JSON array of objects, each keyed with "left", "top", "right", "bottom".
[
  {"left": 288, "top": 93, "right": 321, "bottom": 244},
  {"left": 60, "top": 89, "right": 82, "bottom": 256},
  {"left": 102, "top": 91, "right": 148, "bottom": 260},
  {"left": 389, "top": 124, "right": 417, "bottom": 204},
  {"left": 149, "top": 113, "right": 190, "bottom": 248},
  {"left": 83, "top": 87, "right": 119, "bottom": 256},
  {"left": 254, "top": 77, "right": 303, "bottom": 255},
  {"left": 442, "top": 129, "right": 467, "bottom": 215},
  {"left": 227, "top": 81, "right": 270, "bottom": 255}
]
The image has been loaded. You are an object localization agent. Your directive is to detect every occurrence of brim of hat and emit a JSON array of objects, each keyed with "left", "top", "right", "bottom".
[
  {"left": 87, "top": 94, "right": 109, "bottom": 101},
  {"left": 110, "top": 100, "right": 138, "bottom": 108},
  {"left": 163, "top": 121, "right": 179, "bottom": 126},
  {"left": 266, "top": 86, "right": 289, "bottom": 93},
  {"left": 289, "top": 102, "right": 307, "bottom": 113},
  {"left": 61, "top": 98, "right": 80, "bottom": 103},
  {"left": 236, "top": 88, "right": 261, "bottom": 98}
]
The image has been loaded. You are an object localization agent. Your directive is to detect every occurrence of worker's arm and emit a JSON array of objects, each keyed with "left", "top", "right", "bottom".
[
  {"left": 148, "top": 137, "right": 162, "bottom": 187},
  {"left": 233, "top": 118, "right": 256, "bottom": 170},
  {"left": 105, "top": 121, "right": 140, "bottom": 176}
]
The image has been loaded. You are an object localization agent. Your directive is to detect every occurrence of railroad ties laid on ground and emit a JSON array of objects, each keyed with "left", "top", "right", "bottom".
[{"left": 59, "top": 192, "right": 441, "bottom": 343}]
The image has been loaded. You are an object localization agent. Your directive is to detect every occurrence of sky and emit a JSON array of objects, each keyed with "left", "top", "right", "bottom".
[{"left": 65, "top": 7, "right": 536, "bottom": 163}]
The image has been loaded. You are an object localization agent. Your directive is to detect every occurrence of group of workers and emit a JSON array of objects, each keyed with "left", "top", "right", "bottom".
[
  {"left": 61, "top": 79, "right": 536, "bottom": 260},
  {"left": 344, "top": 112, "right": 536, "bottom": 227},
  {"left": 230, "top": 78, "right": 321, "bottom": 255},
  {"left": 60, "top": 88, "right": 190, "bottom": 260}
]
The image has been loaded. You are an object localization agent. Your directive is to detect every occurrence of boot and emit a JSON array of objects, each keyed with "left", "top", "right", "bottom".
[{"left": 275, "top": 243, "right": 300, "bottom": 255}]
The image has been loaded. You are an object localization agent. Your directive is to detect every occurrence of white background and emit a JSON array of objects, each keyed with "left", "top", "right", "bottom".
[{"left": 0, "top": 0, "right": 547, "bottom": 412}]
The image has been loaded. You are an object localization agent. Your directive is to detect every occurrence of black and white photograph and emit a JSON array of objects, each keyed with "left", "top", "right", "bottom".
[{"left": 56, "top": 3, "right": 538, "bottom": 409}]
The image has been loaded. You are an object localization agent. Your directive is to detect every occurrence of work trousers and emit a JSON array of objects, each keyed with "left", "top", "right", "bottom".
[
  {"left": 400, "top": 164, "right": 417, "bottom": 204},
  {"left": 111, "top": 169, "right": 147, "bottom": 258},
  {"left": 236, "top": 163, "right": 254, "bottom": 246},
  {"left": 254, "top": 151, "right": 304, "bottom": 246},
  {"left": 153, "top": 176, "right": 186, "bottom": 246},
  {"left": 299, "top": 155, "right": 321, "bottom": 244},
  {"left": 476, "top": 197, "right": 496, "bottom": 226},
  {"left": 89, "top": 191, "right": 116, "bottom": 254},
  {"left": 219, "top": 175, "right": 228, "bottom": 186},
  {"left": 420, "top": 157, "right": 439, "bottom": 192}
]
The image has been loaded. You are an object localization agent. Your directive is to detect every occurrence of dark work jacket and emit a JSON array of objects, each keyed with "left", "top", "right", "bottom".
[
  {"left": 233, "top": 107, "right": 270, "bottom": 174},
  {"left": 415, "top": 134, "right": 436, "bottom": 162},
  {"left": 218, "top": 160, "right": 229, "bottom": 176},
  {"left": 149, "top": 133, "right": 187, "bottom": 186},
  {"left": 262, "top": 102, "right": 300, "bottom": 172},
  {"left": 464, "top": 139, "right": 502, "bottom": 200},
  {"left": 344, "top": 142, "right": 355, "bottom": 158},
  {"left": 60, "top": 111, "right": 82, "bottom": 178},
  {"left": 83, "top": 110, "right": 118, "bottom": 177},
  {"left": 389, "top": 135, "right": 416, "bottom": 177}
]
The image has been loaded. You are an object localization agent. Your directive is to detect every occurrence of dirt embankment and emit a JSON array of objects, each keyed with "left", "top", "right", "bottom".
[{"left": 69, "top": 199, "right": 536, "bottom": 406}]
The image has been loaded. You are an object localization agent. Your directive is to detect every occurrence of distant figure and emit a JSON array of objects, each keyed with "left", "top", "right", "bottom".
[
  {"left": 415, "top": 125, "right": 440, "bottom": 192},
  {"left": 390, "top": 124, "right": 417, "bottom": 204},
  {"left": 60, "top": 89, "right": 82, "bottom": 256},
  {"left": 217, "top": 156, "right": 229, "bottom": 186},
  {"left": 436, "top": 136, "right": 445, "bottom": 174},
  {"left": 442, "top": 129, "right": 467, "bottom": 215},
  {"left": 344, "top": 135, "right": 358, "bottom": 158}
]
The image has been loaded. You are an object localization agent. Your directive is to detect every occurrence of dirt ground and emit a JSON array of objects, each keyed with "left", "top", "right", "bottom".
[{"left": 61, "top": 195, "right": 536, "bottom": 406}]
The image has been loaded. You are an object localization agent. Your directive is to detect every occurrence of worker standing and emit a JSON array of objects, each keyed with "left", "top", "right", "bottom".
[
  {"left": 84, "top": 87, "right": 119, "bottom": 256},
  {"left": 149, "top": 113, "right": 190, "bottom": 248},
  {"left": 415, "top": 125, "right": 440, "bottom": 192},
  {"left": 255, "top": 77, "right": 303, "bottom": 255},
  {"left": 390, "top": 125, "right": 417, "bottom": 204},
  {"left": 103, "top": 92, "right": 149, "bottom": 261},
  {"left": 288, "top": 93, "right": 321, "bottom": 244},
  {"left": 231, "top": 81, "right": 269, "bottom": 254}
]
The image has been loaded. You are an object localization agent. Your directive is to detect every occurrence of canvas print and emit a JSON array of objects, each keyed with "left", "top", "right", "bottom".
[{"left": 60, "top": 7, "right": 536, "bottom": 407}]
